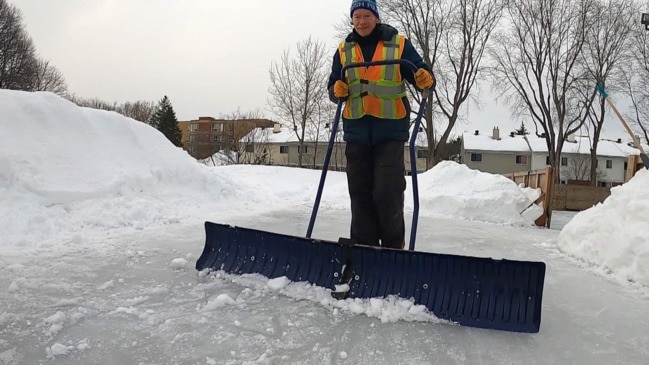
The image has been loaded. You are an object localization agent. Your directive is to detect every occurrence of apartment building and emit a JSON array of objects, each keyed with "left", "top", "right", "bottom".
[{"left": 178, "top": 117, "right": 274, "bottom": 159}]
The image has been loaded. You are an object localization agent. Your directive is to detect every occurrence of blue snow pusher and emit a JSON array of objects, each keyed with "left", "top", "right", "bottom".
[{"left": 197, "top": 60, "right": 546, "bottom": 333}]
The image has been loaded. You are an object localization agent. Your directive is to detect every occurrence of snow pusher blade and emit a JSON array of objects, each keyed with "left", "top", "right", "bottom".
[
  {"left": 196, "top": 222, "right": 546, "bottom": 333},
  {"left": 197, "top": 60, "right": 547, "bottom": 333}
]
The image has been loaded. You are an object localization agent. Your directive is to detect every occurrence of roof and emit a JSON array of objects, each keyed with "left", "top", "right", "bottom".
[
  {"left": 463, "top": 131, "right": 640, "bottom": 158},
  {"left": 241, "top": 125, "right": 337, "bottom": 144},
  {"left": 462, "top": 131, "right": 532, "bottom": 153},
  {"left": 562, "top": 137, "right": 639, "bottom": 157},
  {"left": 266, "top": 127, "right": 299, "bottom": 143}
]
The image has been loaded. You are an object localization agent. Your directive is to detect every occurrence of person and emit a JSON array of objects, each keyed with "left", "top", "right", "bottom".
[{"left": 327, "top": 0, "right": 434, "bottom": 249}]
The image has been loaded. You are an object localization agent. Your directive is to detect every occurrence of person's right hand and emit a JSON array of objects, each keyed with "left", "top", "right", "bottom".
[{"left": 333, "top": 80, "right": 349, "bottom": 99}]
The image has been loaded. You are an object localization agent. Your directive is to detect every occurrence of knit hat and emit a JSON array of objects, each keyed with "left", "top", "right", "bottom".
[{"left": 350, "top": 0, "right": 379, "bottom": 18}]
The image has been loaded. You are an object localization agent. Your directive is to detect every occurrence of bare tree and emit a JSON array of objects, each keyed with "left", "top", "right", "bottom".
[
  {"left": 116, "top": 100, "right": 155, "bottom": 123},
  {"left": 0, "top": 0, "right": 38, "bottom": 90},
  {"left": 563, "top": 153, "right": 605, "bottom": 181},
  {"left": 626, "top": 9, "right": 649, "bottom": 145},
  {"left": 65, "top": 94, "right": 116, "bottom": 111},
  {"left": 238, "top": 127, "right": 273, "bottom": 165},
  {"left": 383, "top": 0, "right": 504, "bottom": 168},
  {"left": 218, "top": 107, "right": 267, "bottom": 121},
  {"left": 304, "top": 95, "right": 338, "bottom": 169},
  {"left": 490, "top": 0, "right": 593, "bottom": 181},
  {"left": 65, "top": 94, "right": 155, "bottom": 124},
  {"left": 382, "top": 0, "right": 446, "bottom": 168},
  {"left": 579, "top": 0, "right": 635, "bottom": 185},
  {"left": 565, "top": 154, "right": 591, "bottom": 181},
  {"left": 29, "top": 59, "right": 67, "bottom": 95},
  {"left": 217, "top": 108, "right": 271, "bottom": 165},
  {"left": 268, "top": 36, "right": 329, "bottom": 167}
]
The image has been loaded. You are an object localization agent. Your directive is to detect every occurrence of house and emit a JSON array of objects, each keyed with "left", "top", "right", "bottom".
[
  {"left": 240, "top": 123, "right": 430, "bottom": 173},
  {"left": 536, "top": 135, "right": 639, "bottom": 186},
  {"left": 177, "top": 116, "right": 274, "bottom": 159},
  {"left": 239, "top": 123, "right": 347, "bottom": 170},
  {"left": 462, "top": 127, "right": 640, "bottom": 186},
  {"left": 461, "top": 127, "right": 533, "bottom": 174}
]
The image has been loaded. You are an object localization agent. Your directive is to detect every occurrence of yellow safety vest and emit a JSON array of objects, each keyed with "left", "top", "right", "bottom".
[{"left": 338, "top": 34, "right": 407, "bottom": 120}]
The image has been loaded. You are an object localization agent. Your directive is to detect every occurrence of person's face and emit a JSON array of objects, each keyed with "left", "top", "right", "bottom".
[{"left": 351, "top": 9, "right": 378, "bottom": 37}]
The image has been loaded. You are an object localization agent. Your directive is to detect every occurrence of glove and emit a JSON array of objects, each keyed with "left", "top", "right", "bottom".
[
  {"left": 414, "top": 68, "right": 434, "bottom": 90},
  {"left": 333, "top": 80, "right": 349, "bottom": 99}
]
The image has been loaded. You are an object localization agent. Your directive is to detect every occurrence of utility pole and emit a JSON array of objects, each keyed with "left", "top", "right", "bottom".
[{"left": 596, "top": 84, "right": 649, "bottom": 169}]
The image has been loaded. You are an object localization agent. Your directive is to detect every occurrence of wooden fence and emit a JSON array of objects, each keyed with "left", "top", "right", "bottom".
[
  {"left": 508, "top": 167, "right": 615, "bottom": 228},
  {"left": 552, "top": 185, "right": 610, "bottom": 211},
  {"left": 508, "top": 167, "right": 554, "bottom": 228},
  {"left": 627, "top": 154, "right": 645, "bottom": 182}
]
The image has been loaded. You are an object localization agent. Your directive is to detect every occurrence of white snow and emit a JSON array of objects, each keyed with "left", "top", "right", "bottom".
[
  {"left": 464, "top": 131, "right": 639, "bottom": 157},
  {"left": 202, "top": 294, "right": 236, "bottom": 311},
  {"left": 169, "top": 257, "right": 189, "bottom": 270},
  {"left": 414, "top": 161, "right": 543, "bottom": 226},
  {"left": 1, "top": 90, "right": 648, "bottom": 364},
  {"left": 558, "top": 168, "right": 649, "bottom": 286}
]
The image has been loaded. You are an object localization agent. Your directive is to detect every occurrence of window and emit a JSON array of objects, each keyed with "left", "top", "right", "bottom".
[
  {"left": 470, "top": 153, "right": 482, "bottom": 162},
  {"left": 298, "top": 146, "right": 309, "bottom": 154},
  {"left": 606, "top": 159, "right": 612, "bottom": 169},
  {"left": 188, "top": 123, "right": 198, "bottom": 132},
  {"left": 515, "top": 155, "right": 528, "bottom": 164},
  {"left": 561, "top": 157, "right": 568, "bottom": 166},
  {"left": 212, "top": 135, "right": 223, "bottom": 142},
  {"left": 212, "top": 123, "right": 224, "bottom": 132},
  {"left": 417, "top": 149, "right": 428, "bottom": 159},
  {"left": 245, "top": 144, "right": 254, "bottom": 152},
  {"left": 188, "top": 135, "right": 197, "bottom": 142},
  {"left": 280, "top": 146, "right": 289, "bottom": 154},
  {"left": 187, "top": 146, "right": 197, "bottom": 153},
  {"left": 545, "top": 156, "right": 551, "bottom": 165}
]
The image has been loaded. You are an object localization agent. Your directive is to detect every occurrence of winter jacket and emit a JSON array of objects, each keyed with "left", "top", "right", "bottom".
[{"left": 327, "top": 24, "right": 430, "bottom": 145}]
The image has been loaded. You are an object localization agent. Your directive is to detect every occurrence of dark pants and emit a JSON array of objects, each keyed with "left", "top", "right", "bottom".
[{"left": 345, "top": 141, "right": 406, "bottom": 249}]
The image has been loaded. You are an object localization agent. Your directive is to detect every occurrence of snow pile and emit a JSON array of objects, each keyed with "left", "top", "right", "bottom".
[
  {"left": 0, "top": 90, "right": 236, "bottom": 251},
  {"left": 413, "top": 161, "right": 542, "bottom": 225},
  {"left": 558, "top": 169, "right": 649, "bottom": 287},
  {"left": 0, "top": 90, "right": 542, "bottom": 256},
  {"left": 209, "top": 272, "right": 445, "bottom": 325},
  {"left": 0, "top": 91, "right": 318, "bottom": 252}
]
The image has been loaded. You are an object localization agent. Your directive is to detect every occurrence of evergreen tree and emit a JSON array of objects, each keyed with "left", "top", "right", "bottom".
[
  {"left": 149, "top": 95, "right": 182, "bottom": 147},
  {"left": 438, "top": 136, "right": 462, "bottom": 162},
  {"left": 514, "top": 121, "right": 529, "bottom": 135}
]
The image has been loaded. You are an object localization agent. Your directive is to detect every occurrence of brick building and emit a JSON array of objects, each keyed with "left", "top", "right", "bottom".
[{"left": 178, "top": 117, "right": 274, "bottom": 159}]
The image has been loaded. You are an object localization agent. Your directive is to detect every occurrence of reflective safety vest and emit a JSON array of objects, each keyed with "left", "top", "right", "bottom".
[{"left": 338, "top": 34, "right": 407, "bottom": 120}]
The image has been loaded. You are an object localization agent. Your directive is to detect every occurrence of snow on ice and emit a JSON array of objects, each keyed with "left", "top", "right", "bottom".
[{"left": 1, "top": 90, "right": 648, "bottom": 364}]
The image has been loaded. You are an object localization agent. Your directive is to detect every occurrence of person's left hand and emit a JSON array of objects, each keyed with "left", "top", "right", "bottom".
[{"left": 414, "top": 68, "right": 434, "bottom": 90}]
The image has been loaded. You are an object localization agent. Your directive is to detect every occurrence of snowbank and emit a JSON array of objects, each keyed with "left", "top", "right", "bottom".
[
  {"left": 558, "top": 169, "right": 649, "bottom": 286},
  {"left": 0, "top": 90, "right": 542, "bottom": 254},
  {"left": 0, "top": 91, "right": 250, "bottom": 251},
  {"left": 413, "top": 161, "right": 542, "bottom": 226}
]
